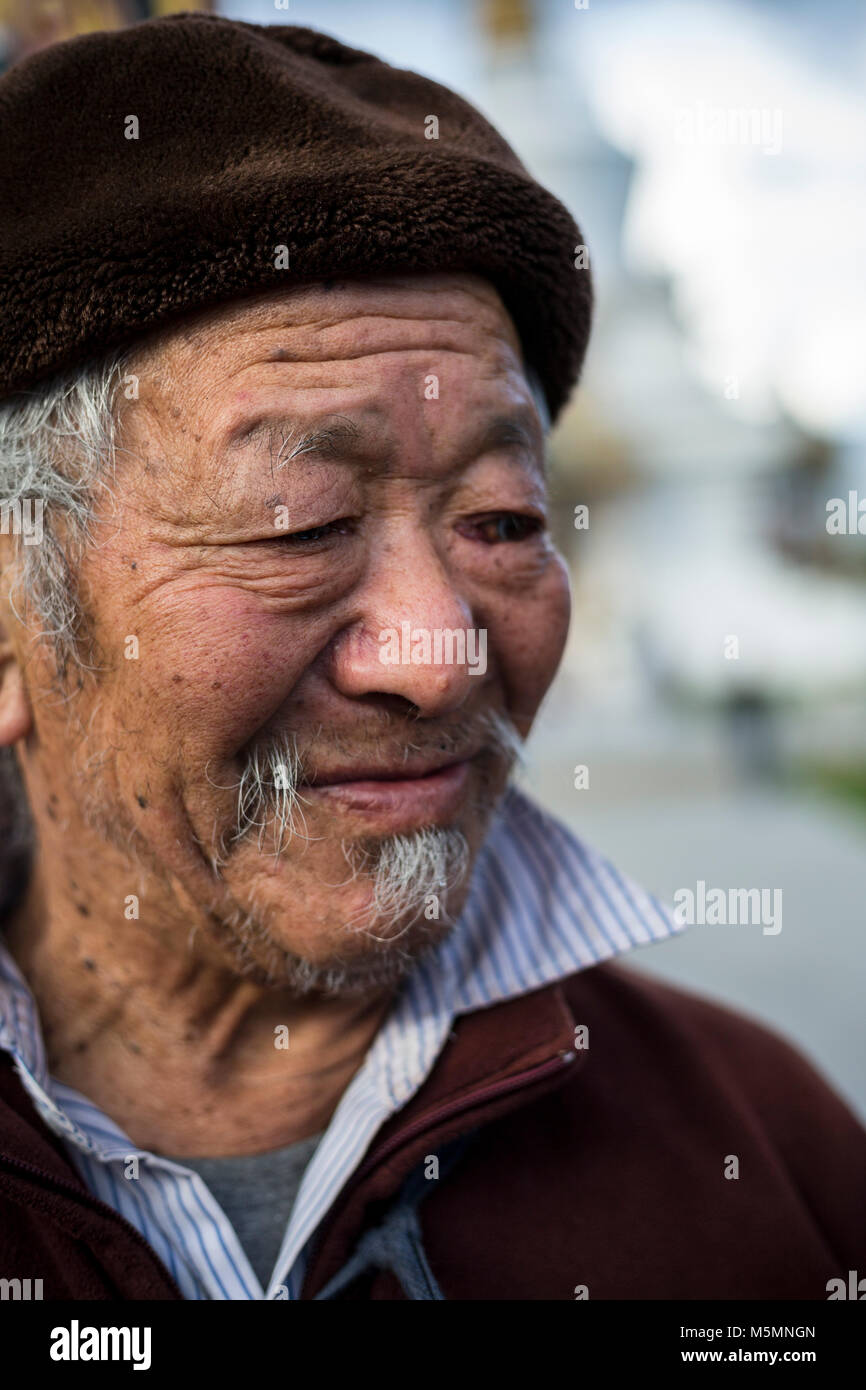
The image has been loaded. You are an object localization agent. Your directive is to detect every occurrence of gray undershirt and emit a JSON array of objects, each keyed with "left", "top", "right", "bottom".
[{"left": 163, "top": 1131, "right": 324, "bottom": 1291}]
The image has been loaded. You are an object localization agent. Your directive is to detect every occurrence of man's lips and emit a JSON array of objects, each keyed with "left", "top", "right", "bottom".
[
  {"left": 304, "top": 755, "right": 471, "bottom": 788},
  {"left": 302, "top": 755, "right": 475, "bottom": 826}
]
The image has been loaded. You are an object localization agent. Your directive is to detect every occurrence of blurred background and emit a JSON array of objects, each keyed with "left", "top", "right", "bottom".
[{"left": 2, "top": 0, "right": 864, "bottom": 1118}]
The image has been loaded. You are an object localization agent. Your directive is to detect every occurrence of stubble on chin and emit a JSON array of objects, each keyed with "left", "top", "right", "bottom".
[{"left": 203, "top": 758, "right": 511, "bottom": 997}]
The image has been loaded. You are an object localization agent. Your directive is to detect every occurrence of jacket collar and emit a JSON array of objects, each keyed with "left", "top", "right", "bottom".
[{"left": 300, "top": 976, "right": 583, "bottom": 1296}]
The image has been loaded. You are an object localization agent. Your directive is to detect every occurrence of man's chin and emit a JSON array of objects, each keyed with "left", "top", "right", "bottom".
[
  {"left": 203, "top": 897, "right": 458, "bottom": 998},
  {"left": 204, "top": 818, "right": 474, "bottom": 988}
]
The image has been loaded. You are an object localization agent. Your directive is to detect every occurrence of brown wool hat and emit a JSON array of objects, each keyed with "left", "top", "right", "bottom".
[{"left": 0, "top": 12, "right": 591, "bottom": 420}]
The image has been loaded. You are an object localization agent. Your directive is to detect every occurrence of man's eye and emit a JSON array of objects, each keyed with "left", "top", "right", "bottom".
[
  {"left": 465, "top": 513, "right": 544, "bottom": 544},
  {"left": 275, "top": 519, "right": 356, "bottom": 545}
]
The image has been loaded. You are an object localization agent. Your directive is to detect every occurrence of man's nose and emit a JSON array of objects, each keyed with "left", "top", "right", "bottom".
[{"left": 327, "top": 536, "right": 482, "bottom": 718}]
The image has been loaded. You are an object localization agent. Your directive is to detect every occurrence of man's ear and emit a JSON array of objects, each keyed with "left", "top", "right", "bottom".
[{"left": 0, "top": 600, "right": 33, "bottom": 746}]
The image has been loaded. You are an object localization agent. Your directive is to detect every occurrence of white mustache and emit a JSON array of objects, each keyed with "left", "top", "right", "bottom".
[
  {"left": 230, "top": 708, "right": 524, "bottom": 854},
  {"left": 202, "top": 709, "right": 524, "bottom": 976}
]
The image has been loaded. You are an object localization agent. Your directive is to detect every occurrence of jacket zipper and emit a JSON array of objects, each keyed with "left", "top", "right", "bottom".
[
  {"left": 305, "top": 1045, "right": 577, "bottom": 1286},
  {"left": 361, "top": 1050, "right": 578, "bottom": 1173},
  {"left": 356, "top": 1047, "right": 577, "bottom": 1182}
]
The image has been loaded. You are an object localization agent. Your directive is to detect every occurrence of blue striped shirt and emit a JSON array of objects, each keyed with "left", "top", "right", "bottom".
[{"left": 0, "top": 787, "right": 684, "bottom": 1300}]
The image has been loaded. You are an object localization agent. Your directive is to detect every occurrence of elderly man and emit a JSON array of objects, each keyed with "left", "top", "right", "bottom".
[{"left": 0, "top": 15, "right": 863, "bottom": 1304}]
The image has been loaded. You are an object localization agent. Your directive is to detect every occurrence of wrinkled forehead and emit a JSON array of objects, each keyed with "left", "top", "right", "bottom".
[
  {"left": 128, "top": 271, "right": 528, "bottom": 402},
  {"left": 118, "top": 272, "right": 547, "bottom": 478}
]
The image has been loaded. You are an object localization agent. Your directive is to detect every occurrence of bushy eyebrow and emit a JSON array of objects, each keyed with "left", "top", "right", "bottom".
[
  {"left": 225, "top": 406, "right": 545, "bottom": 473},
  {"left": 227, "top": 415, "right": 364, "bottom": 467},
  {"left": 475, "top": 411, "right": 543, "bottom": 462},
  {"left": 462, "top": 408, "right": 547, "bottom": 479}
]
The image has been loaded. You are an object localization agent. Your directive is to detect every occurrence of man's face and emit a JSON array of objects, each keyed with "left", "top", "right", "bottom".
[{"left": 21, "top": 273, "right": 571, "bottom": 993}]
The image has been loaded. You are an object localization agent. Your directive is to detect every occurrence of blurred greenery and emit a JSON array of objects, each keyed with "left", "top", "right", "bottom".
[{"left": 796, "top": 761, "right": 866, "bottom": 816}]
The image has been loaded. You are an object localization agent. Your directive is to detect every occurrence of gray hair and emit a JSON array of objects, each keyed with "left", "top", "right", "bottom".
[
  {"left": 0, "top": 349, "right": 134, "bottom": 677},
  {"left": 0, "top": 349, "right": 133, "bottom": 916}
]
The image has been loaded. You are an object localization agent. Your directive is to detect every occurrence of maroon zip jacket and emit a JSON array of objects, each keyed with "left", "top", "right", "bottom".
[{"left": 1, "top": 960, "right": 864, "bottom": 1300}]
